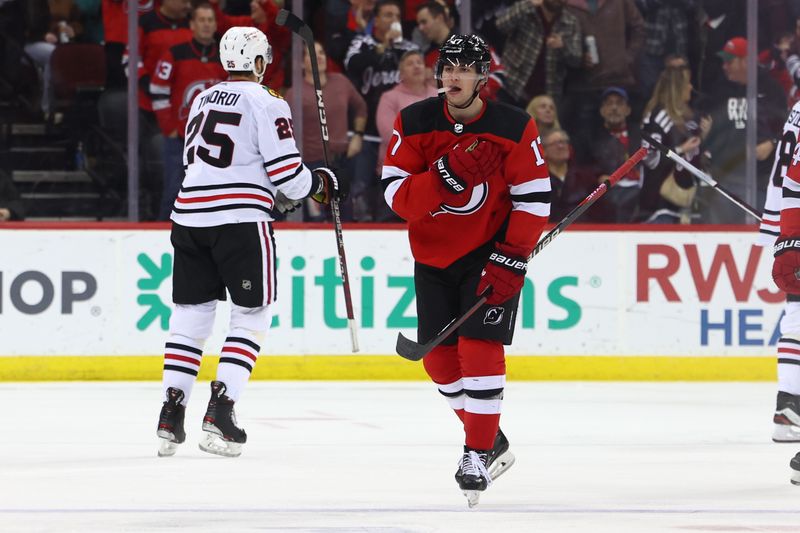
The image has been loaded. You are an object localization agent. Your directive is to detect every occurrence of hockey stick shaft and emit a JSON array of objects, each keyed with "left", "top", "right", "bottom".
[
  {"left": 277, "top": 10, "right": 359, "bottom": 352},
  {"left": 395, "top": 147, "right": 649, "bottom": 361},
  {"left": 642, "top": 133, "right": 762, "bottom": 222}
]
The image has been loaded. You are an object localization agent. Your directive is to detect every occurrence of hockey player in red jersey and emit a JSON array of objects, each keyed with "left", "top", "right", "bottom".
[{"left": 381, "top": 34, "right": 551, "bottom": 506}]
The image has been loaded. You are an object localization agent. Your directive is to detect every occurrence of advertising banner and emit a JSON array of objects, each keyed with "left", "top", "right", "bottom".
[{"left": 0, "top": 227, "right": 783, "bottom": 358}]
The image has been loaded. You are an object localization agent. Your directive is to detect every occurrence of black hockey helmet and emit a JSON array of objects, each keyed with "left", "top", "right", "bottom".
[{"left": 434, "top": 34, "right": 491, "bottom": 81}]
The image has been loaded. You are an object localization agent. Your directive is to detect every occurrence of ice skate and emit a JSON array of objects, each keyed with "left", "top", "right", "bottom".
[
  {"left": 486, "top": 428, "right": 515, "bottom": 480},
  {"left": 157, "top": 387, "right": 186, "bottom": 457},
  {"left": 199, "top": 381, "right": 246, "bottom": 457},
  {"left": 773, "top": 392, "right": 800, "bottom": 442},
  {"left": 455, "top": 447, "right": 492, "bottom": 508},
  {"left": 791, "top": 452, "right": 800, "bottom": 485}
]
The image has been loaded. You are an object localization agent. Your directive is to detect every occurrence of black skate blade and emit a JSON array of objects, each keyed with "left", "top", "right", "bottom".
[{"left": 395, "top": 332, "right": 429, "bottom": 361}]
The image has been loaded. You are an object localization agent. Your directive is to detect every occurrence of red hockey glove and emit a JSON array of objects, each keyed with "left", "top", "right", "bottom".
[
  {"left": 477, "top": 242, "right": 529, "bottom": 305},
  {"left": 310, "top": 167, "right": 348, "bottom": 204},
  {"left": 432, "top": 138, "right": 503, "bottom": 196},
  {"left": 773, "top": 237, "right": 800, "bottom": 294}
]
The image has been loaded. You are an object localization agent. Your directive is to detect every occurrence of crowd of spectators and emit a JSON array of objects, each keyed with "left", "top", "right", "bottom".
[{"left": 2, "top": 0, "right": 800, "bottom": 224}]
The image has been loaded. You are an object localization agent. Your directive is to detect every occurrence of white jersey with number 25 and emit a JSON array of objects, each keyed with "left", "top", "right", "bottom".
[{"left": 171, "top": 80, "right": 313, "bottom": 228}]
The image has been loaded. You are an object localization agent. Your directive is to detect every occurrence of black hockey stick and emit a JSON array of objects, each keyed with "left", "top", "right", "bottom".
[
  {"left": 277, "top": 9, "right": 359, "bottom": 352},
  {"left": 395, "top": 147, "right": 649, "bottom": 361},
  {"left": 642, "top": 133, "right": 762, "bottom": 222}
]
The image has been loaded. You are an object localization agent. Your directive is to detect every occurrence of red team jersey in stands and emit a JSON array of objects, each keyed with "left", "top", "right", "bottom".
[
  {"left": 129, "top": 9, "right": 192, "bottom": 111},
  {"left": 102, "top": 0, "right": 157, "bottom": 44},
  {"left": 150, "top": 40, "right": 226, "bottom": 137},
  {"left": 382, "top": 97, "right": 550, "bottom": 268}
]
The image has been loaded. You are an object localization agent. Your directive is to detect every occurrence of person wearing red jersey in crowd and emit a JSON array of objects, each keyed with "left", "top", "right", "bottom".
[
  {"left": 207, "top": 0, "right": 290, "bottom": 89},
  {"left": 102, "top": 0, "right": 157, "bottom": 88},
  {"left": 122, "top": 0, "right": 192, "bottom": 218},
  {"left": 380, "top": 34, "right": 550, "bottom": 506},
  {"left": 151, "top": 2, "right": 226, "bottom": 220},
  {"left": 415, "top": 1, "right": 505, "bottom": 100}
]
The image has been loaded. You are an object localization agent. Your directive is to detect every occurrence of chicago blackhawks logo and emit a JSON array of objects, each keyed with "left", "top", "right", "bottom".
[{"left": 431, "top": 183, "right": 489, "bottom": 217}]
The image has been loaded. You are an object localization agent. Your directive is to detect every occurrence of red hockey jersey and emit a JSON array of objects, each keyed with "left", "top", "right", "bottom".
[
  {"left": 125, "top": 9, "right": 192, "bottom": 112},
  {"left": 102, "top": 0, "right": 157, "bottom": 44},
  {"left": 382, "top": 97, "right": 551, "bottom": 268},
  {"left": 150, "top": 40, "right": 226, "bottom": 137}
]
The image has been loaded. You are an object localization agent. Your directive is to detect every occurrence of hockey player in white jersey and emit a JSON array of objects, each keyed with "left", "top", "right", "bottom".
[
  {"left": 760, "top": 101, "right": 800, "bottom": 444},
  {"left": 156, "top": 27, "right": 346, "bottom": 458}
]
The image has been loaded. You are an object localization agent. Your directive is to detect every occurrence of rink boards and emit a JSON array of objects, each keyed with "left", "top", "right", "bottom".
[{"left": 0, "top": 224, "right": 783, "bottom": 380}]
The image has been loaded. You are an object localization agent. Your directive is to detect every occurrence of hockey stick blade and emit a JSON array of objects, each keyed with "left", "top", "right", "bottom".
[
  {"left": 395, "top": 292, "right": 490, "bottom": 361},
  {"left": 276, "top": 9, "right": 313, "bottom": 41}
]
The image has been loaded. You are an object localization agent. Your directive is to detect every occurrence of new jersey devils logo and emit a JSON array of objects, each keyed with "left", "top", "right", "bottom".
[
  {"left": 180, "top": 79, "right": 223, "bottom": 120},
  {"left": 484, "top": 307, "right": 504, "bottom": 326},
  {"left": 430, "top": 182, "right": 489, "bottom": 217}
]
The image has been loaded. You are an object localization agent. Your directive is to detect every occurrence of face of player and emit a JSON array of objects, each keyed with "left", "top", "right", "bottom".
[
  {"left": 440, "top": 63, "right": 484, "bottom": 107},
  {"left": 416, "top": 8, "right": 444, "bottom": 42},
  {"left": 304, "top": 42, "right": 327, "bottom": 75},
  {"left": 599, "top": 94, "right": 630, "bottom": 128},
  {"left": 722, "top": 57, "right": 747, "bottom": 84},
  {"left": 399, "top": 53, "right": 426, "bottom": 86},
  {"left": 190, "top": 7, "right": 216, "bottom": 43},
  {"left": 532, "top": 97, "right": 556, "bottom": 126},
  {"left": 161, "top": 0, "right": 190, "bottom": 19},
  {"left": 374, "top": 4, "right": 401, "bottom": 36},
  {"left": 442, "top": 65, "right": 482, "bottom": 106},
  {"left": 542, "top": 132, "right": 570, "bottom": 165}
]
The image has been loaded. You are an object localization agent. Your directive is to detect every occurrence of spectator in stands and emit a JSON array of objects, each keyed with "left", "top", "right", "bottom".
[
  {"left": 561, "top": 0, "right": 645, "bottom": 139},
  {"left": 639, "top": 65, "right": 703, "bottom": 224},
  {"left": 101, "top": 0, "right": 155, "bottom": 89},
  {"left": 209, "top": 0, "right": 291, "bottom": 90},
  {"left": 24, "top": 0, "right": 84, "bottom": 120},
  {"left": 326, "top": 0, "right": 376, "bottom": 67},
  {"left": 285, "top": 40, "right": 368, "bottom": 222},
  {"left": 151, "top": 2, "right": 226, "bottom": 220},
  {"left": 345, "top": 0, "right": 417, "bottom": 221},
  {"left": 124, "top": 0, "right": 192, "bottom": 219},
  {"left": 587, "top": 86, "right": 642, "bottom": 223},
  {"left": 635, "top": 0, "right": 698, "bottom": 102},
  {"left": 695, "top": 0, "right": 746, "bottom": 98},
  {"left": 699, "top": 37, "right": 786, "bottom": 223},
  {"left": 416, "top": 1, "right": 505, "bottom": 100},
  {"left": 495, "top": 0, "right": 582, "bottom": 108},
  {"left": 541, "top": 128, "right": 600, "bottom": 222},
  {"left": 0, "top": 170, "right": 24, "bottom": 221},
  {"left": 526, "top": 94, "right": 561, "bottom": 138},
  {"left": 375, "top": 49, "right": 436, "bottom": 219}
]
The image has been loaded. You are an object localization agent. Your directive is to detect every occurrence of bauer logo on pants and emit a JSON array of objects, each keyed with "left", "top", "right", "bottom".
[{"left": 484, "top": 307, "right": 504, "bottom": 326}]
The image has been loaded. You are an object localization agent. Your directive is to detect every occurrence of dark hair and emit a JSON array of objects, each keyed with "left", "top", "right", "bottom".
[
  {"left": 416, "top": 0, "right": 447, "bottom": 18},
  {"left": 374, "top": 0, "right": 403, "bottom": 17},
  {"left": 191, "top": 1, "right": 215, "bottom": 19}
]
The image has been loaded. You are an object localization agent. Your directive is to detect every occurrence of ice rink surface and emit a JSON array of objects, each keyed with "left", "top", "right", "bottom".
[{"left": 2, "top": 381, "right": 800, "bottom": 533}]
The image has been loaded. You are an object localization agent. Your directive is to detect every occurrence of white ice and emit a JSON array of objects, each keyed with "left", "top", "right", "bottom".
[{"left": 2, "top": 381, "right": 800, "bottom": 533}]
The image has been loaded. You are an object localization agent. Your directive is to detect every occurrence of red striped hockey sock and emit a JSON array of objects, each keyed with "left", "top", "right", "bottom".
[
  {"left": 216, "top": 332, "right": 261, "bottom": 402},
  {"left": 162, "top": 335, "right": 204, "bottom": 404}
]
